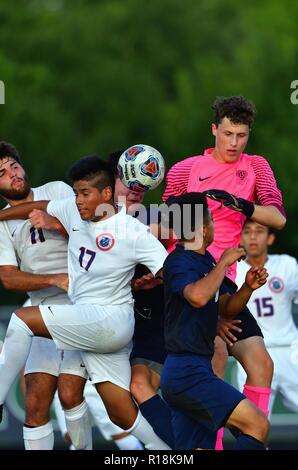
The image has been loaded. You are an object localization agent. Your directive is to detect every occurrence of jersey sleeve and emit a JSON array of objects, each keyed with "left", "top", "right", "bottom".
[
  {"left": 251, "top": 156, "right": 286, "bottom": 216},
  {"left": 53, "top": 181, "right": 74, "bottom": 199},
  {"left": 165, "top": 256, "right": 202, "bottom": 295},
  {"left": 134, "top": 223, "right": 168, "bottom": 275},
  {"left": 0, "top": 223, "right": 18, "bottom": 266},
  {"left": 47, "top": 197, "right": 74, "bottom": 233},
  {"left": 162, "top": 156, "right": 198, "bottom": 202}
]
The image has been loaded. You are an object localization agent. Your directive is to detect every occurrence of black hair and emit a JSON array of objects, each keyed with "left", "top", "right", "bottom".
[
  {"left": 67, "top": 154, "right": 115, "bottom": 196},
  {"left": 0, "top": 141, "right": 22, "bottom": 164},
  {"left": 106, "top": 149, "right": 126, "bottom": 176},
  {"left": 212, "top": 96, "right": 256, "bottom": 128},
  {"left": 163, "top": 192, "right": 210, "bottom": 240}
]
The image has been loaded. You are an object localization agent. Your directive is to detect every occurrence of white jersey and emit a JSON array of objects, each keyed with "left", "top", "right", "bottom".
[
  {"left": 0, "top": 181, "right": 73, "bottom": 305},
  {"left": 236, "top": 255, "right": 298, "bottom": 347},
  {"left": 47, "top": 199, "right": 168, "bottom": 305}
]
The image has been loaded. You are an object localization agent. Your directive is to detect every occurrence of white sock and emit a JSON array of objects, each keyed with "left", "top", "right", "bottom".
[
  {"left": 23, "top": 421, "right": 54, "bottom": 450},
  {"left": 64, "top": 400, "right": 92, "bottom": 450},
  {"left": 0, "top": 314, "right": 33, "bottom": 404},
  {"left": 127, "top": 411, "right": 171, "bottom": 450},
  {"left": 114, "top": 434, "right": 144, "bottom": 450}
]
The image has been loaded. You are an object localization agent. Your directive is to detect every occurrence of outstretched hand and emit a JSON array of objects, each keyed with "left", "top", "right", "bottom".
[{"left": 216, "top": 318, "right": 242, "bottom": 347}]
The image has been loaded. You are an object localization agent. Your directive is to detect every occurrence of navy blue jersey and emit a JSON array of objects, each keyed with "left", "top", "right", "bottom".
[
  {"left": 163, "top": 245, "right": 221, "bottom": 356},
  {"left": 130, "top": 207, "right": 167, "bottom": 364}
]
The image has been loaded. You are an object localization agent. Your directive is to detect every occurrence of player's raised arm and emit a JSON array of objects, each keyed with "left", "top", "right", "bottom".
[
  {"left": 184, "top": 247, "right": 245, "bottom": 308},
  {"left": 0, "top": 200, "right": 49, "bottom": 221},
  {"left": 250, "top": 205, "right": 286, "bottom": 230}
]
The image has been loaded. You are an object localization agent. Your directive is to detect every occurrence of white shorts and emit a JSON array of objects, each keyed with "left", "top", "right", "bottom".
[
  {"left": 82, "top": 342, "right": 132, "bottom": 391},
  {"left": 24, "top": 337, "right": 88, "bottom": 379},
  {"left": 39, "top": 303, "right": 134, "bottom": 390},
  {"left": 24, "top": 294, "right": 87, "bottom": 378},
  {"left": 39, "top": 303, "right": 135, "bottom": 353},
  {"left": 235, "top": 344, "right": 298, "bottom": 415}
]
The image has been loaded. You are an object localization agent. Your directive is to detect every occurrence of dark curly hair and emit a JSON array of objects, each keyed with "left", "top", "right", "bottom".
[
  {"left": 0, "top": 141, "right": 22, "bottom": 164},
  {"left": 212, "top": 96, "right": 256, "bottom": 128}
]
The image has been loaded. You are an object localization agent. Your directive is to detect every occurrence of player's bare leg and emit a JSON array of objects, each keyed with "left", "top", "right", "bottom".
[
  {"left": 226, "top": 397, "right": 270, "bottom": 449},
  {"left": 24, "top": 372, "right": 57, "bottom": 449},
  {"left": 95, "top": 381, "right": 171, "bottom": 450},
  {"left": 229, "top": 336, "right": 273, "bottom": 416},
  {"left": 211, "top": 336, "right": 229, "bottom": 379},
  {"left": 58, "top": 374, "right": 92, "bottom": 450},
  {"left": 130, "top": 364, "right": 160, "bottom": 403},
  {"left": 130, "top": 364, "right": 174, "bottom": 447},
  {"left": 25, "top": 373, "right": 57, "bottom": 426},
  {"left": 17, "top": 306, "right": 51, "bottom": 336},
  {"left": 230, "top": 336, "right": 273, "bottom": 387}
]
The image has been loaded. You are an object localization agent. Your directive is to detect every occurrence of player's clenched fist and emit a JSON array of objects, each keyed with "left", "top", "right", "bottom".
[{"left": 29, "top": 209, "right": 60, "bottom": 231}]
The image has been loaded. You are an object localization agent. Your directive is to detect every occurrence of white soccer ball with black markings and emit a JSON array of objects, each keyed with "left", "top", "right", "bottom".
[{"left": 117, "top": 144, "right": 165, "bottom": 192}]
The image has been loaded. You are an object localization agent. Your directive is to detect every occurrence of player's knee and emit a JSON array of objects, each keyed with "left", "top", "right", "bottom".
[
  {"left": 242, "top": 409, "right": 270, "bottom": 442},
  {"left": 130, "top": 377, "right": 150, "bottom": 402},
  {"left": 26, "top": 393, "right": 50, "bottom": 422},
  {"left": 246, "top": 353, "right": 274, "bottom": 384},
  {"left": 58, "top": 386, "right": 83, "bottom": 410},
  {"left": 253, "top": 412, "right": 270, "bottom": 441},
  {"left": 260, "top": 353, "right": 274, "bottom": 378}
]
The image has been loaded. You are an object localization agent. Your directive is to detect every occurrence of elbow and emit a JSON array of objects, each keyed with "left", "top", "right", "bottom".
[
  {"left": 190, "top": 296, "right": 208, "bottom": 309},
  {"left": 274, "top": 216, "right": 286, "bottom": 230}
]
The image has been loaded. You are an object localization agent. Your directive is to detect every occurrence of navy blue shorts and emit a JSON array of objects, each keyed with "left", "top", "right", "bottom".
[
  {"left": 131, "top": 283, "right": 167, "bottom": 366},
  {"left": 160, "top": 353, "right": 246, "bottom": 449},
  {"left": 233, "top": 307, "right": 263, "bottom": 342}
]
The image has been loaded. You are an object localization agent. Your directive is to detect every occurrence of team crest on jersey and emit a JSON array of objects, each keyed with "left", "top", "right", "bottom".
[
  {"left": 236, "top": 170, "right": 247, "bottom": 182},
  {"left": 268, "top": 276, "right": 284, "bottom": 293},
  {"left": 96, "top": 233, "right": 115, "bottom": 251}
]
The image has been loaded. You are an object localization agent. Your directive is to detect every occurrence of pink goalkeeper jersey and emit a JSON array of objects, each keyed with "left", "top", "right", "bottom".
[{"left": 163, "top": 148, "right": 284, "bottom": 280}]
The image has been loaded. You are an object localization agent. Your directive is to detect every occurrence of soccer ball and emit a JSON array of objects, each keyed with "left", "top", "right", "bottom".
[{"left": 117, "top": 144, "right": 165, "bottom": 192}]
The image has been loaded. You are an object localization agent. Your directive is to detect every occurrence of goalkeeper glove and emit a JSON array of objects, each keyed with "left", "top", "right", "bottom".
[{"left": 203, "top": 189, "right": 255, "bottom": 218}]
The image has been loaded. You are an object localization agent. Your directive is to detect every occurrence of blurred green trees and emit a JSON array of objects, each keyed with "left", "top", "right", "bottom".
[{"left": 0, "top": 0, "right": 297, "bottom": 301}]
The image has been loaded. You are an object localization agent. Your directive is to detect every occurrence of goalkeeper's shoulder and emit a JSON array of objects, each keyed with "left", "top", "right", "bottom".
[
  {"left": 248, "top": 154, "right": 275, "bottom": 173},
  {"left": 163, "top": 155, "right": 199, "bottom": 200},
  {"left": 167, "top": 155, "right": 199, "bottom": 177}
]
